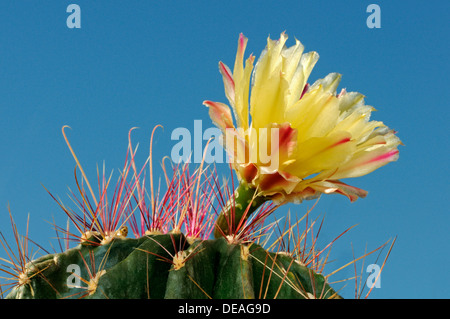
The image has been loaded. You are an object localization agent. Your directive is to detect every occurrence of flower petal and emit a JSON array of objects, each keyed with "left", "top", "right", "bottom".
[
  {"left": 286, "top": 85, "right": 341, "bottom": 142},
  {"left": 239, "top": 162, "right": 258, "bottom": 184},
  {"left": 203, "top": 100, "right": 234, "bottom": 132},
  {"left": 310, "top": 72, "right": 342, "bottom": 95},
  {"left": 254, "top": 123, "right": 298, "bottom": 173},
  {"left": 285, "top": 51, "right": 319, "bottom": 107},
  {"left": 286, "top": 131, "right": 356, "bottom": 178},
  {"left": 233, "top": 34, "right": 254, "bottom": 130},
  {"left": 250, "top": 33, "right": 289, "bottom": 128},
  {"left": 331, "top": 146, "right": 400, "bottom": 179},
  {"left": 219, "top": 61, "right": 235, "bottom": 108},
  {"left": 307, "top": 180, "right": 368, "bottom": 202},
  {"left": 255, "top": 170, "right": 301, "bottom": 195}
]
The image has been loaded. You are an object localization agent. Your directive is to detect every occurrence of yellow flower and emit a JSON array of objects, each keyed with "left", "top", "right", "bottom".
[{"left": 204, "top": 33, "right": 401, "bottom": 206}]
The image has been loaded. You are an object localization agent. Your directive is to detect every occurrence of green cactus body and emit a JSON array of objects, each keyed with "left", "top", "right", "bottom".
[{"left": 5, "top": 233, "right": 340, "bottom": 299}]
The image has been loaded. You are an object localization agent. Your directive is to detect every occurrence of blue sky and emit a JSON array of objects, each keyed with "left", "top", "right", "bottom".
[{"left": 0, "top": 1, "right": 448, "bottom": 298}]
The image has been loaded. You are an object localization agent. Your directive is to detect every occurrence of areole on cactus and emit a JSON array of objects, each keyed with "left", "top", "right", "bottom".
[{"left": 0, "top": 32, "right": 400, "bottom": 299}]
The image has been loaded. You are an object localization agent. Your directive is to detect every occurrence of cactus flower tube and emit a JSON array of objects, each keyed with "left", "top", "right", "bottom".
[{"left": 204, "top": 33, "right": 402, "bottom": 237}]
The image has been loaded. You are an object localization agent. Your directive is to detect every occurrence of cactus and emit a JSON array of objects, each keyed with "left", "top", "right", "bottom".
[
  {"left": 0, "top": 125, "right": 397, "bottom": 299},
  {"left": 1, "top": 32, "right": 400, "bottom": 299},
  {"left": 0, "top": 123, "right": 396, "bottom": 300},
  {"left": 0, "top": 127, "right": 348, "bottom": 299},
  {"left": 4, "top": 232, "right": 340, "bottom": 299}
]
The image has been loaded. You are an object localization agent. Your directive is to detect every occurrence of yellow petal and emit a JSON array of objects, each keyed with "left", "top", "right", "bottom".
[
  {"left": 233, "top": 34, "right": 250, "bottom": 129},
  {"left": 286, "top": 131, "right": 356, "bottom": 178},
  {"left": 286, "top": 85, "right": 340, "bottom": 143},
  {"left": 250, "top": 34, "right": 289, "bottom": 128},
  {"left": 330, "top": 145, "right": 400, "bottom": 179},
  {"left": 285, "top": 51, "right": 319, "bottom": 107},
  {"left": 310, "top": 72, "right": 342, "bottom": 94},
  {"left": 280, "top": 38, "right": 305, "bottom": 83}
]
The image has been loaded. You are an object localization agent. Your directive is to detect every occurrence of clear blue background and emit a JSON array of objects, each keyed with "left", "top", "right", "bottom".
[{"left": 0, "top": 1, "right": 448, "bottom": 298}]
